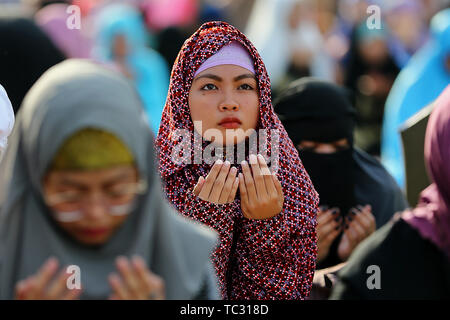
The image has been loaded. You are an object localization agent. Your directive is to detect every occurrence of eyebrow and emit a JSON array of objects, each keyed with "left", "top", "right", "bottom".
[{"left": 193, "top": 73, "right": 256, "bottom": 82}]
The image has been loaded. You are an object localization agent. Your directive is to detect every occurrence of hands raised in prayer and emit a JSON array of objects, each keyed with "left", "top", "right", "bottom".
[{"left": 193, "top": 154, "right": 285, "bottom": 220}]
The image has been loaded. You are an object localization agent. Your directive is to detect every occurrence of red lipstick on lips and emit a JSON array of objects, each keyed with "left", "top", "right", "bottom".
[
  {"left": 78, "top": 227, "right": 110, "bottom": 237},
  {"left": 219, "top": 117, "right": 242, "bottom": 129}
]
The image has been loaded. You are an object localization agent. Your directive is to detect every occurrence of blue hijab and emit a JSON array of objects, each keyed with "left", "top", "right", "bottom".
[
  {"left": 381, "top": 8, "right": 450, "bottom": 188},
  {"left": 93, "top": 4, "right": 169, "bottom": 135}
]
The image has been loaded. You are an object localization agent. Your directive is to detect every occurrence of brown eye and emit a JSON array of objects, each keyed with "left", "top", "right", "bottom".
[
  {"left": 201, "top": 84, "right": 218, "bottom": 91},
  {"left": 238, "top": 84, "right": 254, "bottom": 90}
]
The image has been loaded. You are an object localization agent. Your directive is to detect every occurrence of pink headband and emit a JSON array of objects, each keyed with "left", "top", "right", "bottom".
[{"left": 194, "top": 41, "right": 255, "bottom": 77}]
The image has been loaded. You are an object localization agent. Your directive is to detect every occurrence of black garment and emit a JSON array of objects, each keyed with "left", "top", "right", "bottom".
[
  {"left": 274, "top": 78, "right": 408, "bottom": 268},
  {"left": 317, "top": 148, "right": 408, "bottom": 268},
  {"left": 0, "top": 18, "right": 65, "bottom": 113},
  {"left": 330, "top": 217, "right": 450, "bottom": 299}
]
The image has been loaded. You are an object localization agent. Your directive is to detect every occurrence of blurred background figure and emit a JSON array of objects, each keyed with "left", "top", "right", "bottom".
[
  {"left": 34, "top": 3, "right": 93, "bottom": 58},
  {"left": 93, "top": 3, "right": 170, "bottom": 135},
  {"left": 344, "top": 22, "right": 400, "bottom": 156},
  {"left": 381, "top": 8, "right": 450, "bottom": 189},
  {"left": 274, "top": 78, "right": 407, "bottom": 297},
  {"left": 331, "top": 85, "right": 450, "bottom": 299},
  {"left": 0, "top": 17, "right": 65, "bottom": 113},
  {"left": 0, "top": 59, "right": 219, "bottom": 300},
  {"left": 246, "top": 0, "right": 348, "bottom": 93},
  {"left": 0, "top": 85, "right": 15, "bottom": 163}
]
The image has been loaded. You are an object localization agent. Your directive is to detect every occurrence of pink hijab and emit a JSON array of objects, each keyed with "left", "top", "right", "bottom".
[{"left": 403, "top": 85, "right": 450, "bottom": 259}]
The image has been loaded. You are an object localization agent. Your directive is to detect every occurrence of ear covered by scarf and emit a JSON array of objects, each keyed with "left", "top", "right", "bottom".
[{"left": 0, "top": 84, "right": 15, "bottom": 159}]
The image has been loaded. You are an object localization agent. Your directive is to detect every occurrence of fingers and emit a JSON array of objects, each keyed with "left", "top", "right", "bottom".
[
  {"left": 198, "top": 160, "right": 223, "bottom": 199},
  {"left": 356, "top": 205, "right": 376, "bottom": 234},
  {"left": 317, "top": 211, "right": 342, "bottom": 240},
  {"left": 317, "top": 208, "right": 340, "bottom": 227},
  {"left": 238, "top": 173, "right": 251, "bottom": 219},
  {"left": 193, "top": 176, "right": 205, "bottom": 196},
  {"left": 249, "top": 154, "right": 267, "bottom": 199},
  {"left": 15, "top": 258, "right": 82, "bottom": 300},
  {"left": 227, "top": 176, "right": 239, "bottom": 203},
  {"left": 209, "top": 161, "right": 231, "bottom": 203},
  {"left": 110, "top": 256, "right": 166, "bottom": 300},
  {"left": 241, "top": 160, "right": 258, "bottom": 203},
  {"left": 61, "top": 287, "right": 82, "bottom": 300},
  {"left": 15, "top": 277, "right": 35, "bottom": 300},
  {"left": 29, "top": 257, "right": 59, "bottom": 299},
  {"left": 46, "top": 268, "right": 72, "bottom": 299},
  {"left": 108, "top": 273, "right": 130, "bottom": 300},
  {"left": 218, "top": 166, "right": 237, "bottom": 203},
  {"left": 114, "top": 256, "right": 142, "bottom": 299},
  {"left": 258, "top": 154, "right": 277, "bottom": 197}
]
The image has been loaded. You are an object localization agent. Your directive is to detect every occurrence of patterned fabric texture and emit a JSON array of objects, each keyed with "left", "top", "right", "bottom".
[{"left": 156, "top": 21, "right": 319, "bottom": 299}]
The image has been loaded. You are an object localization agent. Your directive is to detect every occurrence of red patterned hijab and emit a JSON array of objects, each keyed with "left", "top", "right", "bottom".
[{"left": 156, "top": 21, "right": 319, "bottom": 299}]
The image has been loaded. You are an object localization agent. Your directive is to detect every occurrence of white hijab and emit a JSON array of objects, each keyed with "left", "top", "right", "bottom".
[{"left": 0, "top": 84, "right": 15, "bottom": 161}]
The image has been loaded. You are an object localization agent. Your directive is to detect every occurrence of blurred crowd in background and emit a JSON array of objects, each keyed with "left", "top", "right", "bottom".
[
  {"left": 1, "top": 0, "right": 450, "bottom": 300},
  {"left": 1, "top": 0, "right": 450, "bottom": 179}
]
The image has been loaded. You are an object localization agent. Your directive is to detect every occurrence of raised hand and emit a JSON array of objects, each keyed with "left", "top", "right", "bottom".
[
  {"left": 15, "top": 257, "right": 82, "bottom": 300},
  {"left": 193, "top": 159, "right": 239, "bottom": 204},
  {"left": 337, "top": 205, "right": 376, "bottom": 261},
  {"left": 108, "top": 256, "right": 165, "bottom": 300},
  {"left": 317, "top": 207, "right": 343, "bottom": 263},
  {"left": 239, "top": 154, "right": 284, "bottom": 220}
]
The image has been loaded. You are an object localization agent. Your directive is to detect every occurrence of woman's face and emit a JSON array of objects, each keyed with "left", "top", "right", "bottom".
[
  {"left": 42, "top": 165, "right": 139, "bottom": 246},
  {"left": 188, "top": 64, "right": 260, "bottom": 146}
]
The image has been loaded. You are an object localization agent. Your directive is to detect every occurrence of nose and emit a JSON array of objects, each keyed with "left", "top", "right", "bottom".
[
  {"left": 219, "top": 91, "right": 240, "bottom": 112},
  {"left": 83, "top": 191, "right": 108, "bottom": 220}
]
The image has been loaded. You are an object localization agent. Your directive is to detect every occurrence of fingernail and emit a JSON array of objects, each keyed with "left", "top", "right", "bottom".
[
  {"left": 331, "top": 208, "right": 340, "bottom": 215},
  {"left": 257, "top": 154, "right": 265, "bottom": 162},
  {"left": 116, "top": 256, "right": 127, "bottom": 266},
  {"left": 230, "top": 167, "right": 237, "bottom": 173},
  {"left": 216, "top": 159, "right": 223, "bottom": 165},
  {"left": 249, "top": 154, "right": 257, "bottom": 164},
  {"left": 241, "top": 160, "right": 247, "bottom": 166},
  {"left": 224, "top": 160, "right": 230, "bottom": 166}
]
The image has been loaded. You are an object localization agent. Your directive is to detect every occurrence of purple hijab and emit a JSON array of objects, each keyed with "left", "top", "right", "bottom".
[{"left": 402, "top": 85, "right": 450, "bottom": 259}]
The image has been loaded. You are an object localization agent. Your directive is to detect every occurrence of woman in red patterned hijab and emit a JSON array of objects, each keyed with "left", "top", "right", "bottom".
[{"left": 156, "top": 21, "right": 319, "bottom": 299}]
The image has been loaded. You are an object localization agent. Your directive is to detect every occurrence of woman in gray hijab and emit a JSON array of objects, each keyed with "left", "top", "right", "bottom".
[{"left": 0, "top": 59, "right": 219, "bottom": 300}]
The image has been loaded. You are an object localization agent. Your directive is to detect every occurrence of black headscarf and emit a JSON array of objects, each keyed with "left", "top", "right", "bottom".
[
  {"left": 274, "top": 78, "right": 357, "bottom": 218},
  {"left": 274, "top": 78, "right": 408, "bottom": 268},
  {"left": 0, "top": 17, "right": 65, "bottom": 113}
]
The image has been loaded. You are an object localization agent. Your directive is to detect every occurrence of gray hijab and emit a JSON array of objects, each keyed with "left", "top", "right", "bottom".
[{"left": 0, "top": 59, "right": 218, "bottom": 300}]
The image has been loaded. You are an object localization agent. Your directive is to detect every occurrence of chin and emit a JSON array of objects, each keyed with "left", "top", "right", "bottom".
[{"left": 74, "top": 233, "right": 112, "bottom": 247}]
